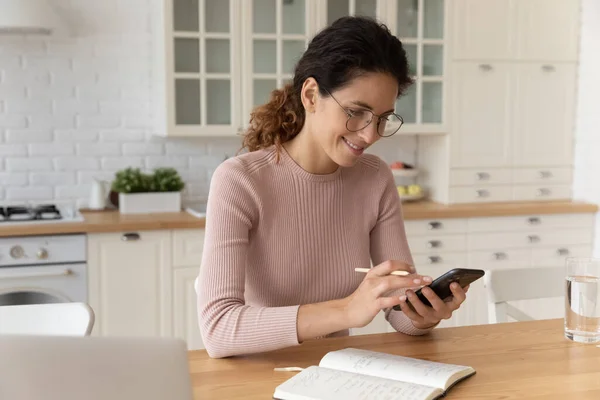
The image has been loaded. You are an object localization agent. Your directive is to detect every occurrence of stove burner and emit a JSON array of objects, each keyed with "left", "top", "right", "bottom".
[
  {"left": 34, "top": 204, "right": 61, "bottom": 220},
  {"left": 0, "top": 204, "right": 63, "bottom": 223}
]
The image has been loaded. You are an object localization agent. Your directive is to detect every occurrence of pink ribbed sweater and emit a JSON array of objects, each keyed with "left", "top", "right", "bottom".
[{"left": 196, "top": 145, "right": 432, "bottom": 358}]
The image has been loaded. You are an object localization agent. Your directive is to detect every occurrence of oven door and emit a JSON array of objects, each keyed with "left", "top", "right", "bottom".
[{"left": 0, "top": 263, "right": 87, "bottom": 306}]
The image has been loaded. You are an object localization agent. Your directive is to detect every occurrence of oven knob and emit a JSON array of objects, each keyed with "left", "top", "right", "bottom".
[
  {"left": 37, "top": 248, "right": 49, "bottom": 260},
  {"left": 9, "top": 245, "right": 25, "bottom": 259}
]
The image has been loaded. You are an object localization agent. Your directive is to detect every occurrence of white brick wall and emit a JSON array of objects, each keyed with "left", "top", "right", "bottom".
[
  {"left": 0, "top": 0, "right": 416, "bottom": 209},
  {"left": 573, "top": 0, "right": 600, "bottom": 255}
]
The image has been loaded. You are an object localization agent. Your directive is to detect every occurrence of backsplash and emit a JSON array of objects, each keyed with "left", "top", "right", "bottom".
[{"left": 0, "top": 0, "right": 416, "bottom": 209}]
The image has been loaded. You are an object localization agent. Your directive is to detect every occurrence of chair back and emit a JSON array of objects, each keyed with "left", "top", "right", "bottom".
[{"left": 0, "top": 302, "right": 94, "bottom": 336}]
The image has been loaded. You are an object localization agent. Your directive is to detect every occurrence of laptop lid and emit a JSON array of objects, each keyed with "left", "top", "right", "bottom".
[{"left": 0, "top": 335, "right": 194, "bottom": 400}]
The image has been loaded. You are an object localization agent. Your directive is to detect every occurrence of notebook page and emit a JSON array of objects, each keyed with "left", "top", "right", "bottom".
[
  {"left": 273, "top": 366, "right": 440, "bottom": 400},
  {"left": 319, "top": 348, "right": 474, "bottom": 390}
]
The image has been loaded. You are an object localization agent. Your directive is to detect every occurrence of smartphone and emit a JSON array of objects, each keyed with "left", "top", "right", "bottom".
[{"left": 393, "top": 268, "right": 485, "bottom": 311}]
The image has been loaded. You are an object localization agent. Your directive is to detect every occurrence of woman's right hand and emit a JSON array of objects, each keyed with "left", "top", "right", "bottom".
[{"left": 343, "top": 260, "right": 432, "bottom": 328}]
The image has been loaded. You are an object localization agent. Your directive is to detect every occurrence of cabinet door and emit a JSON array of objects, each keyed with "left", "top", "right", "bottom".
[
  {"left": 515, "top": 0, "right": 579, "bottom": 62},
  {"left": 165, "top": 0, "right": 242, "bottom": 136},
  {"left": 241, "top": 0, "right": 315, "bottom": 128},
  {"left": 173, "top": 267, "right": 204, "bottom": 350},
  {"left": 512, "top": 63, "right": 576, "bottom": 167},
  {"left": 451, "top": 0, "right": 514, "bottom": 60},
  {"left": 315, "top": 0, "right": 382, "bottom": 31},
  {"left": 87, "top": 231, "right": 172, "bottom": 337},
  {"left": 450, "top": 62, "right": 512, "bottom": 168}
]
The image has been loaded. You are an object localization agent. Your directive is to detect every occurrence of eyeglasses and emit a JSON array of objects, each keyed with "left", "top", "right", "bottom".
[{"left": 322, "top": 88, "right": 404, "bottom": 137}]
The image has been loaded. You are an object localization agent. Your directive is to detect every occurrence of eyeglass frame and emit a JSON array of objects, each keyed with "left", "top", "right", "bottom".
[{"left": 321, "top": 87, "right": 404, "bottom": 138}]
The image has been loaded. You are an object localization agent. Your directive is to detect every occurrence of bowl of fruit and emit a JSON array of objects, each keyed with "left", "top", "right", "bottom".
[
  {"left": 396, "top": 184, "right": 426, "bottom": 202},
  {"left": 390, "top": 161, "right": 419, "bottom": 178}
]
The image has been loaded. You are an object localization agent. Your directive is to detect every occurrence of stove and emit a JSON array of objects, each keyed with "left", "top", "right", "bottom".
[{"left": 0, "top": 204, "right": 84, "bottom": 225}]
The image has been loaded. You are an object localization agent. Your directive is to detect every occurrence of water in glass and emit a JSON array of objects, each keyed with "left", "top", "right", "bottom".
[{"left": 564, "top": 258, "right": 600, "bottom": 343}]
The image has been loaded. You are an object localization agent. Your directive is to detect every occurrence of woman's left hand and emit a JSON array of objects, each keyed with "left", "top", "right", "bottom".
[{"left": 396, "top": 283, "right": 469, "bottom": 329}]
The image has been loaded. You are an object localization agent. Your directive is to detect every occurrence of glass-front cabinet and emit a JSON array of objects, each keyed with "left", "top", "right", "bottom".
[{"left": 156, "top": 0, "right": 447, "bottom": 137}]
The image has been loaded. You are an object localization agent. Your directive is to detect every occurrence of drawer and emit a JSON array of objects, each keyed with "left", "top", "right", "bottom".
[
  {"left": 172, "top": 229, "right": 205, "bottom": 268},
  {"left": 404, "top": 218, "right": 467, "bottom": 236},
  {"left": 469, "top": 229, "right": 593, "bottom": 251},
  {"left": 512, "top": 167, "right": 572, "bottom": 185},
  {"left": 468, "top": 249, "right": 531, "bottom": 270},
  {"left": 449, "top": 186, "right": 513, "bottom": 203},
  {"left": 468, "top": 213, "right": 595, "bottom": 233},
  {"left": 408, "top": 235, "right": 467, "bottom": 254},
  {"left": 450, "top": 168, "right": 512, "bottom": 186},
  {"left": 512, "top": 184, "right": 572, "bottom": 201},
  {"left": 413, "top": 252, "right": 468, "bottom": 270},
  {"left": 531, "top": 244, "right": 593, "bottom": 267}
]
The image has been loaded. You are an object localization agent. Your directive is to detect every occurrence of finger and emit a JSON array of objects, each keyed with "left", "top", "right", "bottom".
[
  {"left": 419, "top": 286, "right": 447, "bottom": 313},
  {"left": 377, "top": 295, "right": 403, "bottom": 310},
  {"left": 448, "top": 283, "right": 467, "bottom": 307},
  {"left": 406, "top": 289, "right": 435, "bottom": 318},
  {"left": 397, "top": 295, "right": 424, "bottom": 322},
  {"left": 370, "top": 260, "right": 417, "bottom": 277},
  {"left": 375, "top": 275, "right": 430, "bottom": 297}
]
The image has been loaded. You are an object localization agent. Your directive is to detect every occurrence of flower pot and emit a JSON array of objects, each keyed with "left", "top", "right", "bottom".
[{"left": 118, "top": 192, "right": 181, "bottom": 214}]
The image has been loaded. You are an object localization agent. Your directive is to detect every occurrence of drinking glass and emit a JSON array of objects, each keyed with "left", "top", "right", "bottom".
[{"left": 564, "top": 257, "right": 600, "bottom": 343}]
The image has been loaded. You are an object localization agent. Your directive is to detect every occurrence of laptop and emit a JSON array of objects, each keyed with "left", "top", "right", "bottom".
[{"left": 0, "top": 335, "right": 194, "bottom": 400}]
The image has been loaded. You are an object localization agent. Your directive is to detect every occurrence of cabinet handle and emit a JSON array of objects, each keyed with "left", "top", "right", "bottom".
[
  {"left": 476, "top": 172, "right": 490, "bottom": 181},
  {"left": 121, "top": 233, "right": 140, "bottom": 241},
  {"left": 428, "top": 221, "right": 443, "bottom": 230},
  {"left": 536, "top": 188, "right": 551, "bottom": 197},
  {"left": 528, "top": 217, "right": 541, "bottom": 225},
  {"left": 476, "top": 189, "right": 490, "bottom": 198},
  {"left": 428, "top": 256, "right": 442, "bottom": 264},
  {"left": 479, "top": 64, "right": 493, "bottom": 71},
  {"left": 427, "top": 240, "right": 442, "bottom": 249},
  {"left": 493, "top": 252, "right": 507, "bottom": 261},
  {"left": 528, "top": 235, "right": 541, "bottom": 244},
  {"left": 538, "top": 170, "right": 553, "bottom": 179},
  {"left": 557, "top": 248, "right": 570, "bottom": 256},
  {"left": 541, "top": 64, "right": 555, "bottom": 72}
]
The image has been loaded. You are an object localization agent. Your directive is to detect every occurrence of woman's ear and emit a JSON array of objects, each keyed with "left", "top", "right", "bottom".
[{"left": 300, "top": 77, "right": 319, "bottom": 113}]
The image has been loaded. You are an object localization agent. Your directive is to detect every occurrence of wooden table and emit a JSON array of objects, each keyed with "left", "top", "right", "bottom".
[{"left": 188, "top": 319, "right": 600, "bottom": 399}]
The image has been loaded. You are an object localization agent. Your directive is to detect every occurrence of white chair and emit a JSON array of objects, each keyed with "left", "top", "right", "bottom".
[
  {"left": 0, "top": 302, "right": 95, "bottom": 336},
  {"left": 484, "top": 266, "right": 565, "bottom": 323}
]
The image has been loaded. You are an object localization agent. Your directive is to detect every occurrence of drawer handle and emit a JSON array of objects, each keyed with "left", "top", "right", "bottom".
[
  {"left": 476, "top": 172, "right": 490, "bottom": 181},
  {"left": 479, "top": 64, "right": 493, "bottom": 71},
  {"left": 121, "top": 233, "right": 140, "bottom": 241},
  {"left": 541, "top": 64, "right": 555, "bottom": 72},
  {"left": 538, "top": 170, "right": 553, "bottom": 179},
  {"left": 528, "top": 217, "right": 541, "bottom": 225},
  {"left": 428, "top": 256, "right": 442, "bottom": 264},
  {"left": 493, "top": 252, "right": 507, "bottom": 261},
  {"left": 557, "top": 248, "right": 570, "bottom": 256},
  {"left": 536, "top": 188, "right": 551, "bottom": 197},
  {"left": 476, "top": 189, "right": 490, "bottom": 198},
  {"left": 528, "top": 235, "right": 541, "bottom": 243},
  {"left": 428, "top": 221, "right": 443, "bottom": 230},
  {"left": 427, "top": 240, "right": 442, "bottom": 249}
]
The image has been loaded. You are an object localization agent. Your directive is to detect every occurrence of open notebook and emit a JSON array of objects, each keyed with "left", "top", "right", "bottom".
[{"left": 273, "top": 348, "right": 475, "bottom": 400}]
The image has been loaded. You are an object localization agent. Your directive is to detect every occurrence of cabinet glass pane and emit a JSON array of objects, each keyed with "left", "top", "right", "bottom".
[
  {"left": 356, "top": 0, "right": 376, "bottom": 18},
  {"left": 206, "top": 39, "right": 230, "bottom": 73},
  {"left": 253, "top": 0, "right": 276, "bottom": 33},
  {"left": 282, "top": 40, "right": 305, "bottom": 75},
  {"left": 206, "top": 80, "right": 231, "bottom": 124},
  {"left": 205, "top": 0, "right": 229, "bottom": 33},
  {"left": 405, "top": 44, "right": 417, "bottom": 76},
  {"left": 423, "top": 0, "right": 444, "bottom": 39},
  {"left": 174, "top": 38, "right": 200, "bottom": 73},
  {"left": 396, "top": 83, "right": 416, "bottom": 123},
  {"left": 328, "top": 0, "right": 350, "bottom": 25},
  {"left": 283, "top": 0, "right": 305, "bottom": 34},
  {"left": 422, "top": 81, "right": 442, "bottom": 123},
  {"left": 254, "top": 79, "right": 277, "bottom": 108},
  {"left": 175, "top": 79, "right": 201, "bottom": 125},
  {"left": 396, "top": 0, "right": 418, "bottom": 38},
  {"left": 173, "top": 0, "right": 199, "bottom": 31},
  {"left": 423, "top": 45, "right": 443, "bottom": 76},
  {"left": 253, "top": 40, "right": 277, "bottom": 74}
]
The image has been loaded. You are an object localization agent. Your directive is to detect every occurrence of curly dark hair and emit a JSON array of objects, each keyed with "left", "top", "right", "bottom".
[{"left": 241, "top": 16, "right": 413, "bottom": 154}]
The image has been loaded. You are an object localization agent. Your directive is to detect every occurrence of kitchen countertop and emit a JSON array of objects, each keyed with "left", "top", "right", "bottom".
[{"left": 0, "top": 200, "right": 597, "bottom": 238}]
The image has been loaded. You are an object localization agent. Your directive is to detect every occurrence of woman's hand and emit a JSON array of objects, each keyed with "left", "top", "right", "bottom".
[
  {"left": 397, "top": 283, "right": 470, "bottom": 329},
  {"left": 343, "top": 260, "right": 432, "bottom": 329}
]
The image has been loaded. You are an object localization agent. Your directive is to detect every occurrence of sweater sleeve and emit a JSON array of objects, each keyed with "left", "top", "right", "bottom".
[
  {"left": 195, "top": 159, "right": 301, "bottom": 358},
  {"left": 369, "top": 159, "right": 435, "bottom": 336}
]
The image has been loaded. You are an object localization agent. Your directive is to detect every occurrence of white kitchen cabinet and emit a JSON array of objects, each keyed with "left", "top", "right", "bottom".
[
  {"left": 87, "top": 231, "right": 172, "bottom": 337},
  {"left": 173, "top": 266, "right": 204, "bottom": 350}
]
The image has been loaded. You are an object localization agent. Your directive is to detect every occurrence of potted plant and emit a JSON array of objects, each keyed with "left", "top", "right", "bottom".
[{"left": 111, "top": 167, "right": 185, "bottom": 214}]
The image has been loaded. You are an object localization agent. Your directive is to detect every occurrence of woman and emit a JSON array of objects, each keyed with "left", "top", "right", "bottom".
[{"left": 196, "top": 16, "right": 468, "bottom": 359}]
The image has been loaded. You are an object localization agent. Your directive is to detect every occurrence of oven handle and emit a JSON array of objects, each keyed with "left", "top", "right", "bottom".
[{"left": 0, "top": 267, "right": 73, "bottom": 280}]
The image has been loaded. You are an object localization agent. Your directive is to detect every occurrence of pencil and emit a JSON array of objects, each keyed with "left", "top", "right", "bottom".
[{"left": 354, "top": 267, "right": 410, "bottom": 276}]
